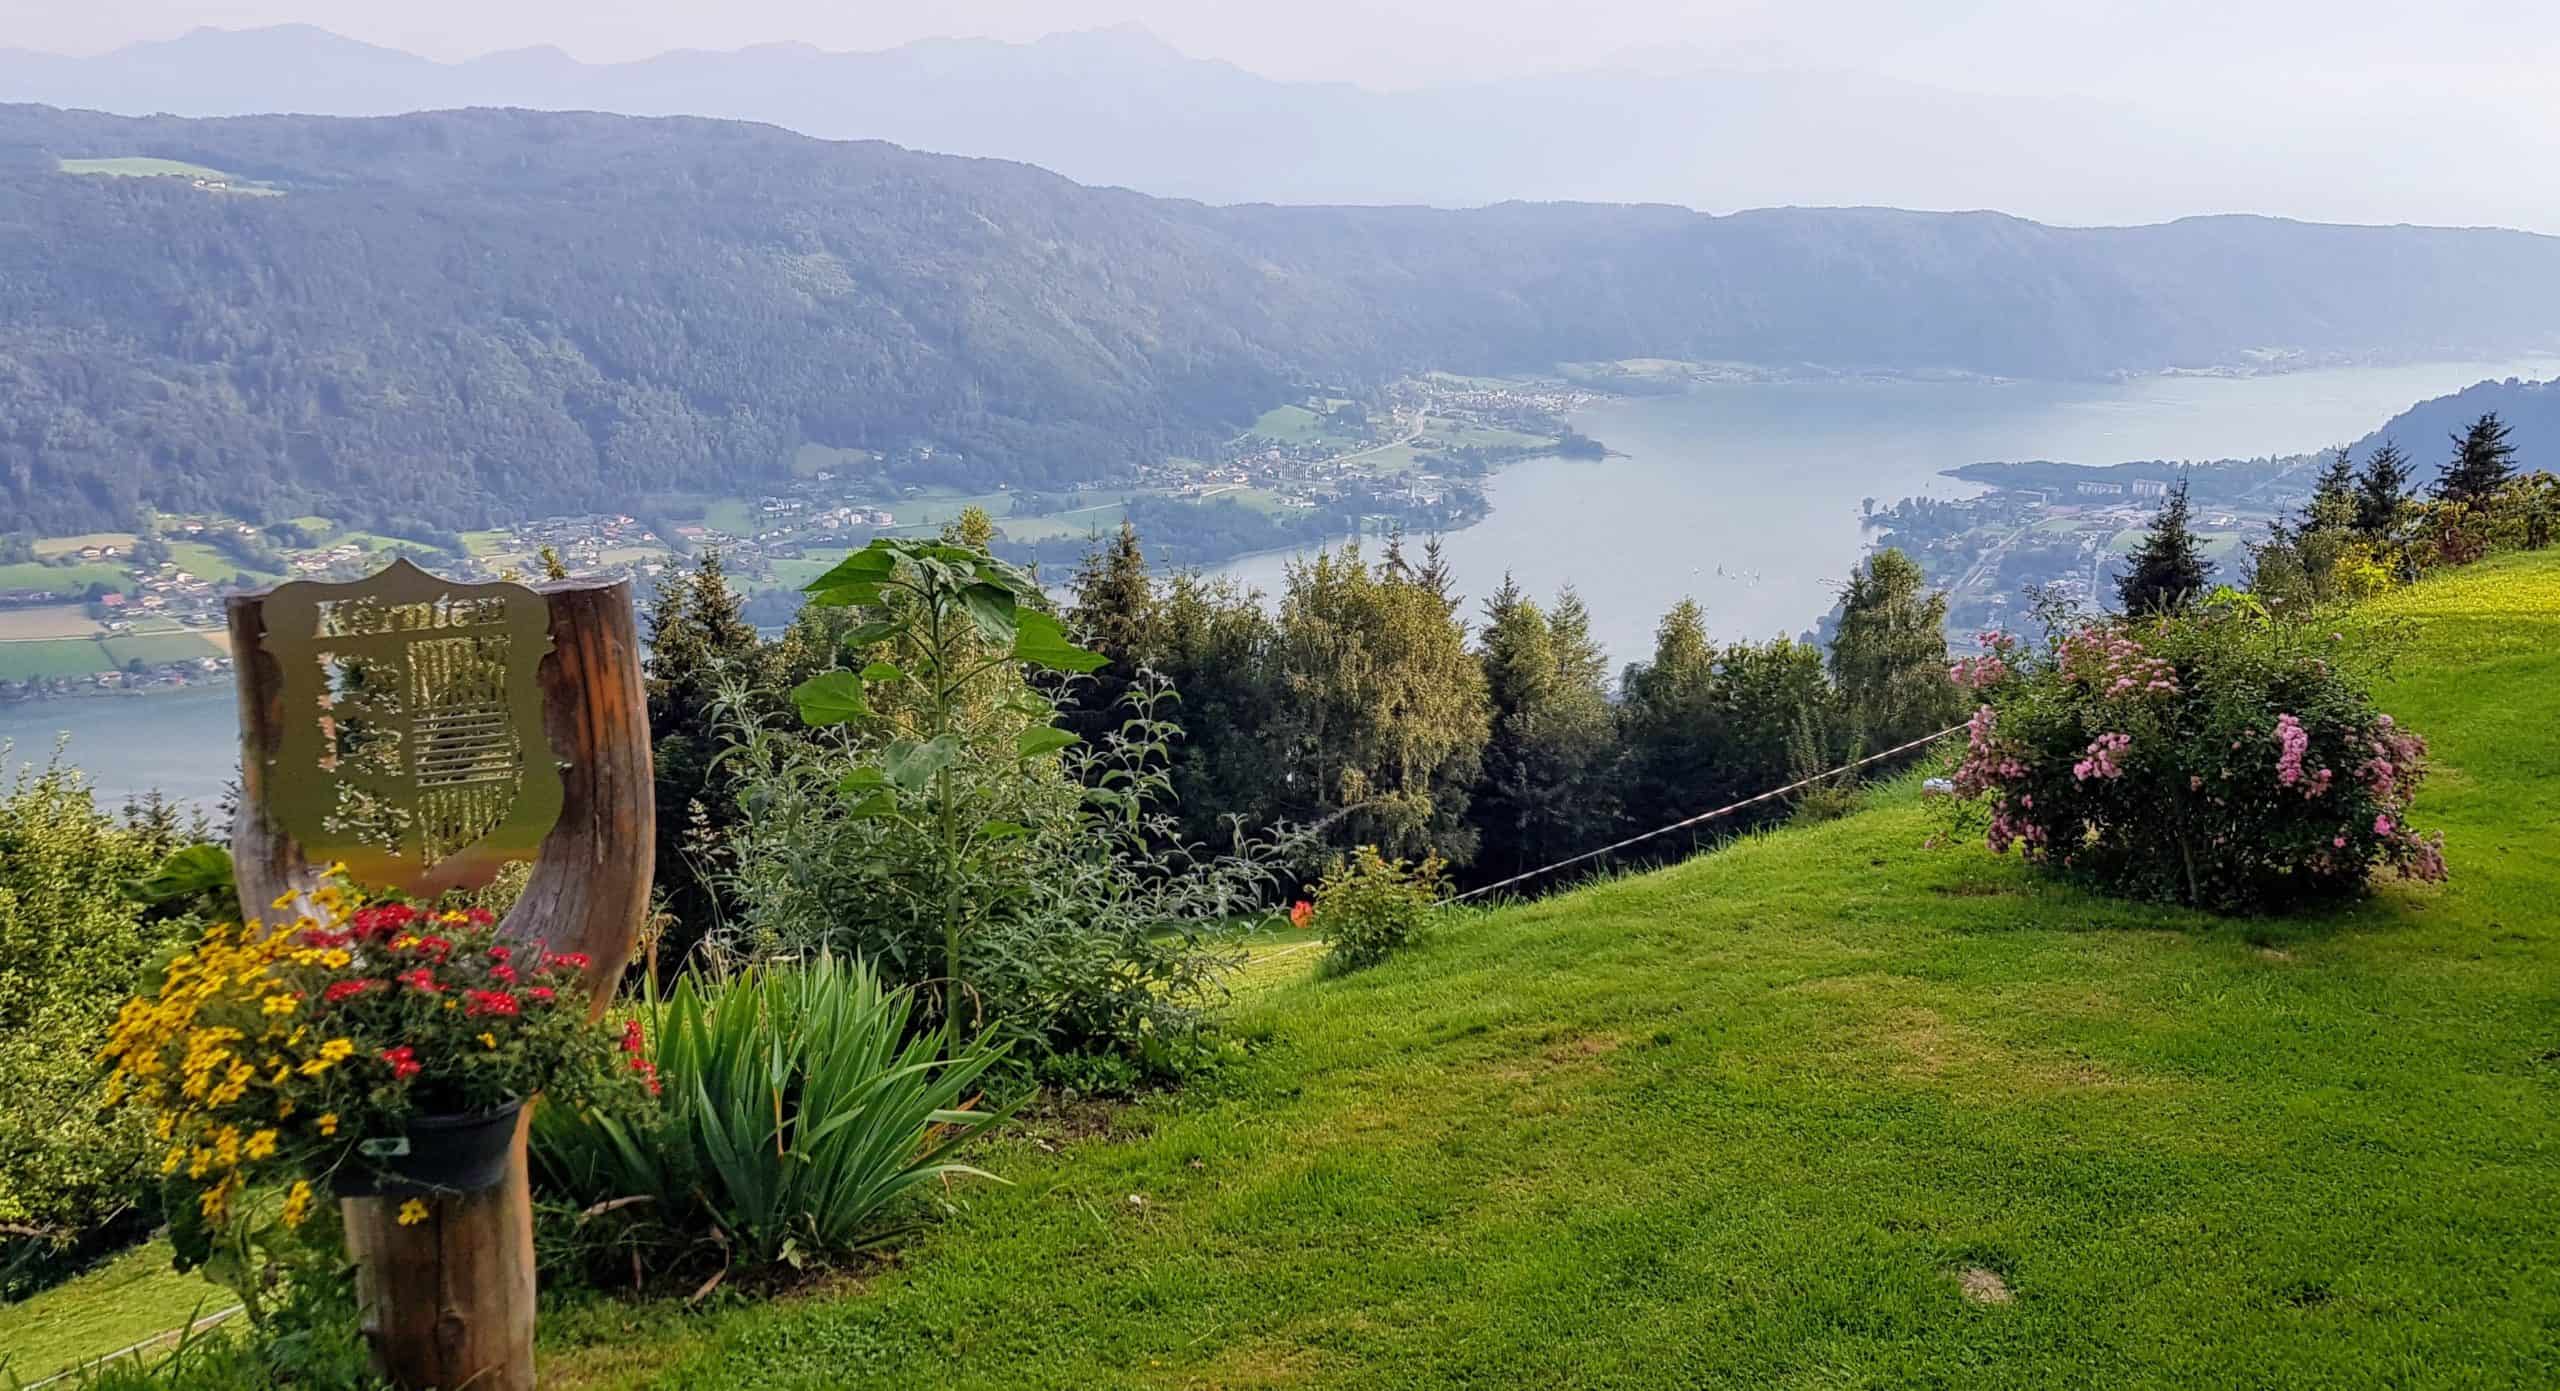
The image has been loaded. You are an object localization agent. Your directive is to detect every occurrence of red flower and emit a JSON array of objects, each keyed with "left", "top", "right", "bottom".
[
  {"left": 489, "top": 964, "right": 519, "bottom": 985},
  {"left": 398, "top": 968, "right": 441, "bottom": 994},
  {"left": 352, "top": 903, "right": 419, "bottom": 939},
  {"left": 298, "top": 927, "right": 352, "bottom": 949},
  {"left": 620, "top": 1019, "right": 646, "bottom": 1055},
  {"left": 464, "top": 990, "right": 521, "bottom": 1018},
  {"left": 412, "top": 935, "right": 454, "bottom": 960},
  {"left": 322, "top": 979, "right": 376, "bottom": 1004},
  {"left": 1289, "top": 900, "right": 1314, "bottom": 929},
  {"left": 545, "top": 952, "right": 592, "bottom": 973},
  {"left": 629, "top": 1056, "right": 663, "bottom": 1096},
  {"left": 381, "top": 1045, "right": 421, "bottom": 1080},
  {"left": 465, "top": 908, "right": 495, "bottom": 926},
  {"left": 486, "top": 945, "right": 512, "bottom": 963},
  {"left": 526, "top": 986, "right": 557, "bottom": 1006}
]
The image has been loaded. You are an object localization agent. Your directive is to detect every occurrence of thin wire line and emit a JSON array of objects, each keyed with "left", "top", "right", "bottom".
[{"left": 1447, "top": 721, "right": 1967, "bottom": 906}]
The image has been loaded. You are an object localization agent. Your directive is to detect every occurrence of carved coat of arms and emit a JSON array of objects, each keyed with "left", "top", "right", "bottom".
[{"left": 258, "top": 559, "right": 563, "bottom": 896}]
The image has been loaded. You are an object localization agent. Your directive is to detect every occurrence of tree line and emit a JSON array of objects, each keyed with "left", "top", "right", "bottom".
[{"left": 638, "top": 515, "right": 1965, "bottom": 949}]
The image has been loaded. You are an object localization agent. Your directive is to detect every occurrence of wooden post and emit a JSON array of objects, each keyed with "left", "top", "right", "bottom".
[{"left": 228, "top": 575, "right": 652, "bottom": 1391}]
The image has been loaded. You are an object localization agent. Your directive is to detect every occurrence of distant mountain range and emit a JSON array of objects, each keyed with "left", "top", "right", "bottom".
[
  {"left": 2356, "top": 377, "right": 2560, "bottom": 476},
  {"left": 5, "top": 103, "right": 2560, "bottom": 535},
  {"left": 4, "top": 24, "right": 2555, "bottom": 230}
]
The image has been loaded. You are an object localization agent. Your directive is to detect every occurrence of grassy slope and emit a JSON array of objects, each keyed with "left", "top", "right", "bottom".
[
  {"left": 541, "top": 551, "right": 2560, "bottom": 1388},
  {"left": 0, "top": 1242, "right": 228, "bottom": 1384}
]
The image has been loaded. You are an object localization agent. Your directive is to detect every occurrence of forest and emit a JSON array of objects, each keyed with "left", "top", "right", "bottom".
[{"left": 7, "top": 104, "right": 2560, "bottom": 534}]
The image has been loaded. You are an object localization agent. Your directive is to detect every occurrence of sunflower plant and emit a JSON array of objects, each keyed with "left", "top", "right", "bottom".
[{"left": 98, "top": 874, "right": 651, "bottom": 1271}]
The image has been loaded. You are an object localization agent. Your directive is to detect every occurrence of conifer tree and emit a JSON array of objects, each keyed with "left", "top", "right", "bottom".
[
  {"left": 2114, "top": 477, "right": 2213, "bottom": 616},
  {"left": 2435, "top": 411, "right": 2518, "bottom": 505},
  {"left": 2307, "top": 447, "right": 2358, "bottom": 530},
  {"left": 1472, "top": 576, "right": 1617, "bottom": 879},
  {"left": 2353, "top": 439, "right": 2415, "bottom": 538},
  {"left": 1063, "top": 521, "right": 1156, "bottom": 749},
  {"left": 645, "top": 549, "right": 769, "bottom": 955}
]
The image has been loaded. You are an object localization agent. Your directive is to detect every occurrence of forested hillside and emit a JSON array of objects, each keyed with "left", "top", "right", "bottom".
[
  {"left": 6, "top": 103, "right": 2560, "bottom": 533},
  {"left": 2357, "top": 376, "right": 2560, "bottom": 478}
]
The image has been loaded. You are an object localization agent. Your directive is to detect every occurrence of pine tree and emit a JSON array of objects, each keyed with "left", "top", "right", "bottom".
[
  {"left": 2306, "top": 447, "right": 2357, "bottom": 530},
  {"left": 1471, "top": 576, "right": 1617, "bottom": 879},
  {"left": 2353, "top": 440, "right": 2415, "bottom": 538},
  {"left": 2435, "top": 412, "right": 2518, "bottom": 505},
  {"left": 645, "top": 549, "right": 769, "bottom": 957},
  {"left": 1062, "top": 521, "right": 1156, "bottom": 750},
  {"left": 2114, "top": 477, "right": 2213, "bottom": 615},
  {"left": 1830, "top": 548, "right": 1964, "bottom": 744}
]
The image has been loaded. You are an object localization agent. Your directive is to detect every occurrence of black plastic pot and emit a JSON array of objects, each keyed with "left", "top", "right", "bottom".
[{"left": 328, "top": 1101, "right": 524, "bottom": 1199}]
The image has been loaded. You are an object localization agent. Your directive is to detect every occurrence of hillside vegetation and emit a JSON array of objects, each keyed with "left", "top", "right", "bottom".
[
  {"left": 497, "top": 555, "right": 2560, "bottom": 1387},
  {"left": 7, "top": 104, "right": 2560, "bottom": 533}
]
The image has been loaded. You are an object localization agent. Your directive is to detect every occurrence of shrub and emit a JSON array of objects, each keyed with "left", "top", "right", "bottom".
[
  {"left": 1311, "top": 846, "right": 1447, "bottom": 972},
  {"left": 97, "top": 880, "right": 649, "bottom": 1316},
  {"left": 0, "top": 759, "right": 199, "bottom": 1294},
  {"left": 1948, "top": 594, "right": 2443, "bottom": 912},
  {"left": 528, "top": 954, "right": 1007, "bottom": 1276}
]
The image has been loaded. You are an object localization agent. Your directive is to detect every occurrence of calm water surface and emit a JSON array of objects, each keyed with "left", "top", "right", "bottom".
[
  {"left": 11, "top": 357, "right": 2556, "bottom": 809},
  {"left": 1213, "top": 357, "right": 2560, "bottom": 664}
]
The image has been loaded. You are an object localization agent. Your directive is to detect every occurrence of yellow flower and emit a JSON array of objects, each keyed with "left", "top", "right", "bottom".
[
  {"left": 262, "top": 993, "right": 301, "bottom": 1017},
  {"left": 316, "top": 1112, "right": 339, "bottom": 1137},
  {"left": 160, "top": 1146, "right": 186, "bottom": 1176},
  {"left": 319, "top": 1038, "right": 355, "bottom": 1062},
  {"left": 443, "top": 999, "right": 458, "bottom": 1011},
  {"left": 244, "top": 1129, "right": 279, "bottom": 1161},
  {"left": 479, "top": 1032, "right": 498, "bottom": 1049},
  {"left": 320, "top": 949, "right": 352, "bottom": 969},
  {"left": 186, "top": 1147, "right": 212, "bottom": 1179},
  {"left": 397, "top": 1199, "right": 429, "bottom": 1227},
  {"left": 281, "top": 1180, "right": 315, "bottom": 1228},
  {"left": 271, "top": 891, "right": 299, "bottom": 911}
]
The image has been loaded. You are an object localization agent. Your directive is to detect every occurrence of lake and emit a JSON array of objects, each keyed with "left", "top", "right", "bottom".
[
  {"left": 1212, "top": 356, "right": 2560, "bottom": 666},
  {"left": 8, "top": 355, "right": 2556, "bottom": 812}
]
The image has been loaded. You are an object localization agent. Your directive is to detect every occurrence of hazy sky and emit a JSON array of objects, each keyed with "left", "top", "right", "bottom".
[{"left": 16, "top": 0, "right": 2559, "bottom": 103}]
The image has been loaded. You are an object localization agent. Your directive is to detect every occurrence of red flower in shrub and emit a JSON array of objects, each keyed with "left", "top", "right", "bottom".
[
  {"left": 465, "top": 908, "right": 495, "bottom": 925},
  {"left": 619, "top": 1019, "right": 645, "bottom": 1055},
  {"left": 464, "top": 990, "right": 521, "bottom": 1018},
  {"left": 322, "top": 979, "right": 376, "bottom": 1004},
  {"left": 545, "top": 951, "right": 592, "bottom": 973},
  {"left": 1289, "top": 900, "right": 1314, "bottom": 929},
  {"left": 526, "top": 986, "right": 557, "bottom": 1006},
  {"left": 486, "top": 945, "right": 512, "bottom": 962},
  {"left": 397, "top": 968, "right": 441, "bottom": 994},
  {"left": 489, "top": 964, "right": 519, "bottom": 985},
  {"left": 381, "top": 1045, "right": 421, "bottom": 1080},
  {"left": 352, "top": 903, "right": 418, "bottom": 939},
  {"left": 299, "top": 927, "right": 353, "bottom": 949},
  {"left": 411, "top": 935, "right": 453, "bottom": 960}
]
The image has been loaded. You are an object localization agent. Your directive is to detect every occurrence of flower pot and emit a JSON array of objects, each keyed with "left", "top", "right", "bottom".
[{"left": 329, "top": 1101, "right": 524, "bottom": 1199}]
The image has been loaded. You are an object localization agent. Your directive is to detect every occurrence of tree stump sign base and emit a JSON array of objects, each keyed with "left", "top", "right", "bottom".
[{"left": 228, "top": 570, "right": 652, "bottom": 1391}]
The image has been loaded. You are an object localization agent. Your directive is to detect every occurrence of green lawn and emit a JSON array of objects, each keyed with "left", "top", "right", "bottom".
[
  {"left": 30, "top": 532, "right": 140, "bottom": 559},
  {"left": 57, "top": 157, "right": 281, "bottom": 195},
  {"left": 162, "top": 543, "right": 279, "bottom": 587},
  {"left": 0, "top": 1241, "right": 229, "bottom": 1384},
  {"left": 0, "top": 637, "right": 116, "bottom": 680},
  {"left": 527, "top": 551, "right": 2560, "bottom": 1387},
  {"left": 25, "top": 553, "right": 2560, "bottom": 1385},
  {"left": 0, "top": 560, "right": 127, "bottom": 598}
]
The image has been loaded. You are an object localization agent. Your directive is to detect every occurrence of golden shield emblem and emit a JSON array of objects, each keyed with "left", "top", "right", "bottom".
[{"left": 258, "top": 558, "right": 563, "bottom": 896}]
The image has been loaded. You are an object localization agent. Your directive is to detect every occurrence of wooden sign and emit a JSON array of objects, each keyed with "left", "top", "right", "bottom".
[
  {"left": 230, "top": 562, "right": 654, "bottom": 1391},
  {"left": 257, "top": 558, "right": 563, "bottom": 897}
]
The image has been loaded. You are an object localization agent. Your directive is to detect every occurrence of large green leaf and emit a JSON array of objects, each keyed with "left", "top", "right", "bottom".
[
  {"left": 1015, "top": 725, "right": 1080, "bottom": 759},
  {"left": 802, "top": 545, "right": 898, "bottom": 606},
  {"left": 791, "top": 671, "right": 870, "bottom": 727},
  {"left": 1010, "top": 609, "right": 1108, "bottom": 673},
  {"left": 883, "top": 733, "right": 963, "bottom": 792},
  {"left": 958, "top": 582, "right": 1020, "bottom": 643}
]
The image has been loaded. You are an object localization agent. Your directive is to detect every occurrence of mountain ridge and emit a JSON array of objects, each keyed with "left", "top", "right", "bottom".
[{"left": 6, "top": 103, "right": 2560, "bottom": 535}]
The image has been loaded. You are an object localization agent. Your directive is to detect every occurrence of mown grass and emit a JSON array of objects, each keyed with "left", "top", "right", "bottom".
[
  {"left": 0, "top": 1242, "right": 228, "bottom": 1384},
  {"left": 16, "top": 554, "right": 2556, "bottom": 1385},
  {"left": 528, "top": 551, "right": 2560, "bottom": 1387}
]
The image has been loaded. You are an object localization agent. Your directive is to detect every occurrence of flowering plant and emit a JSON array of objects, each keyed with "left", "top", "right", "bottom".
[
  {"left": 1943, "top": 596, "right": 2444, "bottom": 912},
  {"left": 99, "top": 875, "right": 651, "bottom": 1240}
]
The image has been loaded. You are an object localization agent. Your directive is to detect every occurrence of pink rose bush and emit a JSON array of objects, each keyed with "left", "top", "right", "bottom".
[{"left": 1946, "top": 601, "right": 2445, "bottom": 911}]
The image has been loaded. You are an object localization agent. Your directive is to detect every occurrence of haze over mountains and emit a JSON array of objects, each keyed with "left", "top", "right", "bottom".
[
  {"left": 5, "top": 101, "right": 2560, "bottom": 537},
  {"left": 6, "top": 24, "right": 2558, "bottom": 231}
]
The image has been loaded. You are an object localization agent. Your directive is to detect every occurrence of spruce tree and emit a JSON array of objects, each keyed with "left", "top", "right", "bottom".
[
  {"left": 1063, "top": 521, "right": 1156, "bottom": 749},
  {"left": 2435, "top": 412, "right": 2518, "bottom": 505},
  {"left": 2353, "top": 440, "right": 2415, "bottom": 538},
  {"left": 2307, "top": 447, "right": 2357, "bottom": 530},
  {"left": 1472, "top": 577, "right": 1617, "bottom": 879},
  {"left": 645, "top": 549, "right": 768, "bottom": 956},
  {"left": 2114, "top": 477, "right": 2213, "bottom": 616}
]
